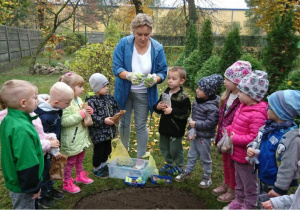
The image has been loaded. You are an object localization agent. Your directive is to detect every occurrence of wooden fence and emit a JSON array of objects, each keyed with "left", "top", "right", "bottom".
[{"left": 0, "top": 26, "right": 43, "bottom": 64}]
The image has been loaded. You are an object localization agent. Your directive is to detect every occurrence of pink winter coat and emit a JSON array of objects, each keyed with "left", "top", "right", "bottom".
[
  {"left": 226, "top": 102, "right": 268, "bottom": 163},
  {"left": 0, "top": 109, "right": 51, "bottom": 154}
]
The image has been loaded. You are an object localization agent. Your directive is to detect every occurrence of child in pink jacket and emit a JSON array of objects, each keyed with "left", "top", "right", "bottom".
[{"left": 223, "top": 70, "right": 269, "bottom": 210}]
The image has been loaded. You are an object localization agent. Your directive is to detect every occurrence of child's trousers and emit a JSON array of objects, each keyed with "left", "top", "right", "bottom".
[
  {"left": 93, "top": 140, "right": 112, "bottom": 168},
  {"left": 235, "top": 161, "right": 258, "bottom": 209},
  {"left": 64, "top": 151, "right": 85, "bottom": 180},
  {"left": 186, "top": 137, "right": 212, "bottom": 179},
  {"left": 159, "top": 134, "right": 184, "bottom": 167},
  {"left": 223, "top": 152, "right": 236, "bottom": 189},
  {"left": 9, "top": 191, "right": 35, "bottom": 209}
]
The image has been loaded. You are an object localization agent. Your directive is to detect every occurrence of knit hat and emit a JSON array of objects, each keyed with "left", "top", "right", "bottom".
[
  {"left": 237, "top": 70, "right": 269, "bottom": 102},
  {"left": 224, "top": 60, "right": 252, "bottom": 84},
  {"left": 89, "top": 73, "right": 109, "bottom": 93},
  {"left": 268, "top": 90, "right": 300, "bottom": 121},
  {"left": 197, "top": 74, "right": 223, "bottom": 96}
]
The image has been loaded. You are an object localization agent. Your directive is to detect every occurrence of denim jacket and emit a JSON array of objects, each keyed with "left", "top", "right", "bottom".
[{"left": 112, "top": 35, "right": 168, "bottom": 114}]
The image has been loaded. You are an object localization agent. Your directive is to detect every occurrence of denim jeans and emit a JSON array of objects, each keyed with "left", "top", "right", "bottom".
[
  {"left": 9, "top": 191, "right": 35, "bottom": 209},
  {"left": 119, "top": 92, "right": 149, "bottom": 158}
]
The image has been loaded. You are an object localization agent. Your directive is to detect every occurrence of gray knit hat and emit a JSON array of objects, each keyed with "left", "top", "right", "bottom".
[
  {"left": 237, "top": 70, "right": 269, "bottom": 102},
  {"left": 89, "top": 73, "right": 109, "bottom": 93}
]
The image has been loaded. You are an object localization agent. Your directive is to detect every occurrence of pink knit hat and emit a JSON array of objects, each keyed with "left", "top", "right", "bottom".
[{"left": 224, "top": 61, "right": 252, "bottom": 84}]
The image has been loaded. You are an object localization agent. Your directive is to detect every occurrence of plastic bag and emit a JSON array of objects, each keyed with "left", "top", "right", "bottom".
[
  {"left": 82, "top": 102, "right": 93, "bottom": 127},
  {"left": 187, "top": 118, "right": 196, "bottom": 140},
  {"left": 50, "top": 155, "right": 68, "bottom": 180},
  {"left": 108, "top": 138, "right": 131, "bottom": 162},
  {"left": 161, "top": 93, "right": 171, "bottom": 107},
  {"left": 111, "top": 110, "right": 126, "bottom": 124},
  {"left": 217, "top": 127, "right": 233, "bottom": 154},
  {"left": 141, "top": 152, "right": 159, "bottom": 181}
]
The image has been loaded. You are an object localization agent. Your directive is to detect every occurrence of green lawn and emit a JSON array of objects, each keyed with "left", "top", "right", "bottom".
[{"left": 0, "top": 56, "right": 225, "bottom": 209}]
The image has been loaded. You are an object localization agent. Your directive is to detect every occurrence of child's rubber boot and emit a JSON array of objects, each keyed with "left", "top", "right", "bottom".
[
  {"left": 63, "top": 179, "right": 81, "bottom": 194},
  {"left": 76, "top": 171, "right": 94, "bottom": 184}
]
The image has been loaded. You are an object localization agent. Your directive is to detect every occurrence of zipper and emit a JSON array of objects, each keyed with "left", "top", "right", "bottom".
[
  {"left": 106, "top": 103, "right": 114, "bottom": 139},
  {"left": 72, "top": 127, "right": 78, "bottom": 143}
]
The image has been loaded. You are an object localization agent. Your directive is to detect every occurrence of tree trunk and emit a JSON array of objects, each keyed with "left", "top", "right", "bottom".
[{"left": 132, "top": 0, "right": 143, "bottom": 14}]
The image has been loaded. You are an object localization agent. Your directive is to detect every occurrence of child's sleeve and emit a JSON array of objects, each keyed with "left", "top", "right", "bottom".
[
  {"left": 153, "top": 94, "right": 164, "bottom": 114},
  {"left": 195, "top": 108, "right": 219, "bottom": 131},
  {"left": 274, "top": 130, "right": 299, "bottom": 194},
  {"left": 61, "top": 105, "right": 83, "bottom": 127},
  {"left": 270, "top": 193, "right": 296, "bottom": 209},
  {"left": 14, "top": 132, "right": 42, "bottom": 193},
  {"left": 232, "top": 115, "right": 265, "bottom": 147},
  {"left": 87, "top": 99, "right": 106, "bottom": 125},
  {"left": 171, "top": 97, "right": 191, "bottom": 120}
]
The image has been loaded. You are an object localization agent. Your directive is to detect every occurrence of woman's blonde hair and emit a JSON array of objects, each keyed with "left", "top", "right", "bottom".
[
  {"left": 219, "top": 90, "right": 231, "bottom": 109},
  {"left": 59, "top": 72, "right": 84, "bottom": 91},
  {"left": 130, "top": 13, "right": 153, "bottom": 33}
]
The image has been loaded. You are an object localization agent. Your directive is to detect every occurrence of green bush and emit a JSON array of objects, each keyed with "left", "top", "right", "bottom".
[
  {"left": 49, "top": 60, "right": 58, "bottom": 67},
  {"left": 195, "top": 55, "right": 221, "bottom": 85},
  {"left": 70, "top": 42, "right": 115, "bottom": 95},
  {"left": 63, "top": 33, "right": 82, "bottom": 55},
  {"left": 198, "top": 19, "right": 214, "bottom": 69},
  {"left": 240, "top": 53, "right": 263, "bottom": 70},
  {"left": 74, "top": 32, "right": 86, "bottom": 46},
  {"left": 219, "top": 27, "right": 242, "bottom": 72},
  {"left": 183, "top": 50, "right": 201, "bottom": 88},
  {"left": 164, "top": 46, "right": 184, "bottom": 66},
  {"left": 278, "top": 69, "right": 300, "bottom": 91},
  {"left": 104, "top": 21, "right": 121, "bottom": 45}
]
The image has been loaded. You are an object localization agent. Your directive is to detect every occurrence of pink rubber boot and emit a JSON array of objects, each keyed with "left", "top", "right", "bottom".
[{"left": 76, "top": 171, "right": 94, "bottom": 185}]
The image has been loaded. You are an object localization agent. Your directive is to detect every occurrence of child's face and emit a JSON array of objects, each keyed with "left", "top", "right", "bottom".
[
  {"left": 224, "top": 78, "right": 238, "bottom": 92},
  {"left": 97, "top": 84, "right": 108, "bottom": 96},
  {"left": 167, "top": 71, "right": 184, "bottom": 90},
  {"left": 196, "top": 87, "right": 207, "bottom": 99},
  {"left": 56, "top": 98, "right": 72, "bottom": 109},
  {"left": 74, "top": 85, "right": 84, "bottom": 97},
  {"left": 237, "top": 91, "right": 253, "bottom": 105},
  {"left": 266, "top": 104, "right": 280, "bottom": 121},
  {"left": 23, "top": 87, "right": 38, "bottom": 113}
]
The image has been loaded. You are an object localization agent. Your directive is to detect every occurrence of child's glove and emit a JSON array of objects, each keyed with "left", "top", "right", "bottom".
[
  {"left": 245, "top": 142, "right": 260, "bottom": 165},
  {"left": 144, "top": 73, "right": 157, "bottom": 87},
  {"left": 126, "top": 72, "right": 144, "bottom": 85}
]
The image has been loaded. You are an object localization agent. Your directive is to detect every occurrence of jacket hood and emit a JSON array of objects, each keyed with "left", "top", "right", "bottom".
[{"left": 37, "top": 94, "right": 60, "bottom": 112}]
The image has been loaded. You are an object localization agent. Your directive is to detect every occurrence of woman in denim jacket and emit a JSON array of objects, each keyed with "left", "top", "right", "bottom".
[{"left": 112, "top": 13, "right": 168, "bottom": 160}]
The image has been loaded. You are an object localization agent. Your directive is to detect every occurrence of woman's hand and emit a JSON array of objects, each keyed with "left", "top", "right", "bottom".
[
  {"left": 126, "top": 72, "right": 144, "bottom": 85},
  {"left": 156, "top": 102, "right": 167, "bottom": 110},
  {"left": 144, "top": 74, "right": 157, "bottom": 87},
  {"left": 104, "top": 117, "right": 114, "bottom": 125}
]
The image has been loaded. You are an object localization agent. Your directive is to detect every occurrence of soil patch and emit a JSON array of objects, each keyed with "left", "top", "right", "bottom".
[{"left": 74, "top": 187, "right": 205, "bottom": 209}]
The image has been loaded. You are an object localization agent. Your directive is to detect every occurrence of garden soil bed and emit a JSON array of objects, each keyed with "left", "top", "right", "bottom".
[{"left": 74, "top": 187, "right": 206, "bottom": 209}]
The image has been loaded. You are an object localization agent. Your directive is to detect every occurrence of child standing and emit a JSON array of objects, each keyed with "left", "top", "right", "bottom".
[
  {"left": 175, "top": 74, "right": 223, "bottom": 188},
  {"left": 224, "top": 70, "right": 269, "bottom": 209},
  {"left": 59, "top": 72, "right": 94, "bottom": 194},
  {"left": 154, "top": 66, "right": 191, "bottom": 176},
  {"left": 213, "top": 61, "right": 252, "bottom": 203},
  {"left": 34, "top": 81, "right": 74, "bottom": 208},
  {"left": 0, "top": 80, "right": 43, "bottom": 209},
  {"left": 87, "top": 73, "right": 120, "bottom": 178},
  {"left": 247, "top": 90, "right": 300, "bottom": 204}
]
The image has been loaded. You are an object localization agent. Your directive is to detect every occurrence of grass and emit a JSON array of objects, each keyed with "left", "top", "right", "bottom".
[{"left": 0, "top": 55, "right": 225, "bottom": 209}]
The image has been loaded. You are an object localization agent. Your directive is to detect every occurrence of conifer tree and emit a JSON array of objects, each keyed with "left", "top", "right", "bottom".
[
  {"left": 219, "top": 27, "right": 241, "bottom": 74},
  {"left": 198, "top": 19, "right": 214, "bottom": 69},
  {"left": 263, "top": 11, "right": 300, "bottom": 93}
]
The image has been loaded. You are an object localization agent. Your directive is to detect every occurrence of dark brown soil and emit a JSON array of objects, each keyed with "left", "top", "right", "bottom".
[{"left": 74, "top": 187, "right": 206, "bottom": 209}]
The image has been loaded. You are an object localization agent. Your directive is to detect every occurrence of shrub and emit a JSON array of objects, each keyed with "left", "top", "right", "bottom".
[
  {"left": 219, "top": 27, "right": 242, "bottom": 72},
  {"left": 198, "top": 19, "right": 214, "bottom": 69},
  {"left": 195, "top": 55, "right": 221, "bottom": 85},
  {"left": 263, "top": 11, "right": 300, "bottom": 94},
  {"left": 164, "top": 46, "right": 184, "bottom": 66},
  {"left": 63, "top": 33, "right": 82, "bottom": 55},
  {"left": 278, "top": 69, "right": 300, "bottom": 91},
  {"left": 49, "top": 60, "right": 58, "bottom": 67},
  {"left": 240, "top": 53, "right": 263, "bottom": 71},
  {"left": 56, "top": 49, "right": 65, "bottom": 55},
  {"left": 64, "top": 46, "right": 76, "bottom": 55},
  {"left": 70, "top": 42, "right": 115, "bottom": 95},
  {"left": 183, "top": 50, "right": 201, "bottom": 88},
  {"left": 74, "top": 32, "right": 86, "bottom": 46},
  {"left": 104, "top": 21, "right": 121, "bottom": 45}
]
